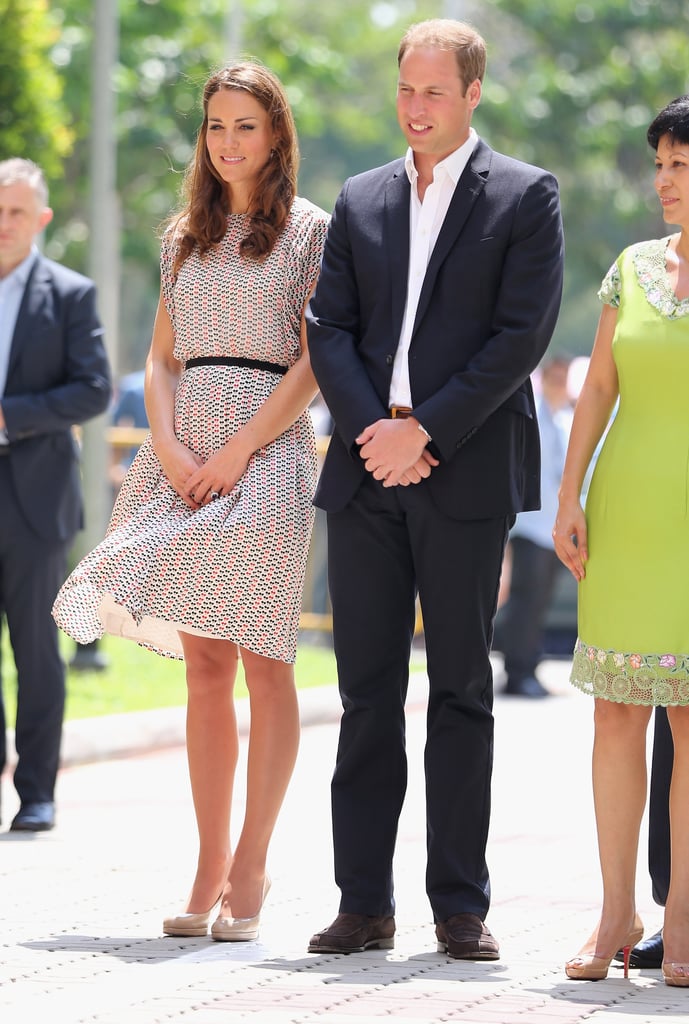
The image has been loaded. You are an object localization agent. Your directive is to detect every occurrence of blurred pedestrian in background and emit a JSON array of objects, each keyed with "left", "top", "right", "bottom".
[
  {"left": 493, "top": 354, "right": 573, "bottom": 697},
  {"left": 108, "top": 369, "right": 147, "bottom": 495},
  {"left": 0, "top": 157, "right": 111, "bottom": 832}
]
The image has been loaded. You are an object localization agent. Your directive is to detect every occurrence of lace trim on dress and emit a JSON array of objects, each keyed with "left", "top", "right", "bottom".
[
  {"left": 571, "top": 637, "right": 689, "bottom": 706},
  {"left": 598, "top": 237, "right": 689, "bottom": 319}
]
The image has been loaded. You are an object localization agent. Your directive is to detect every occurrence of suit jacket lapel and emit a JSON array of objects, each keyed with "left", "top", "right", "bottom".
[
  {"left": 384, "top": 165, "right": 411, "bottom": 344},
  {"left": 7, "top": 257, "right": 50, "bottom": 380},
  {"left": 413, "top": 140, "right": 492, "bottom": 337}
]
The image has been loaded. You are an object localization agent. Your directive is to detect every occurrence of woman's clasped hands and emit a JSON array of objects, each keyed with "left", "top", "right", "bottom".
[{"left": 158, "top": 435, "right": 250, "bottom": 509}]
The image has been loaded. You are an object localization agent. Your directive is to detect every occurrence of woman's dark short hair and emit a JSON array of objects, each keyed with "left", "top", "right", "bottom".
[{"left": 647, "top": 95, "right": 689, "bottom": 150}]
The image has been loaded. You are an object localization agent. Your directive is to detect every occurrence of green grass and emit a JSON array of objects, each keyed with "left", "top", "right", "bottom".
[
  {"left": 1, "top": 629, "right": 341, "bottom": 723},
  {"left": 2, "top": 626, "right": 427, "bottom": 724}
]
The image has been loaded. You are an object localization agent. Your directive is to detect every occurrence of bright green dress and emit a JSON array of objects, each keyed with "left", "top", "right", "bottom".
[{"left": 571, "top": 236, "right": 689, "bottom": 705}]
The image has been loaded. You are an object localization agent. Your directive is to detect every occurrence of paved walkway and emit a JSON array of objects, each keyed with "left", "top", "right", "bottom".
[{"left": 1, "top": 658, "right": 687, "bottom": 1023}]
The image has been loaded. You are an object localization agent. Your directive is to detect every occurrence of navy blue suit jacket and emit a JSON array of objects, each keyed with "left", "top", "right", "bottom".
[
  {"left": 2, "top": 255, "right": 112, "bottom": 543},
  {"left": 307, "top": 139, "right": 565, "bottom": 519}
]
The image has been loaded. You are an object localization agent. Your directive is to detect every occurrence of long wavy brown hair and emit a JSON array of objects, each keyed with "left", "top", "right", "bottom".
[{"left": 169, "top": 61, "right": 299, "bottom": 272}]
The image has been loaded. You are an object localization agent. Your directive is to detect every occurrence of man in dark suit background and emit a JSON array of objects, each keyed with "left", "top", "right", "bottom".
[
  {"left": 306, "top": 19, "right": 564, "bottom": 959},
  {"left": 0, "top": 158, "right": 111, "bottom": 831}
]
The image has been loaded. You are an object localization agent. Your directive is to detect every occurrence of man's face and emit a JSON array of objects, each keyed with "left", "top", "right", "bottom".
[
  {"left": 0, "top": 180, "right": 52, "bottom": 274},
  {"left": 542, "top": 364, "right": 571, "bottom": 410},
  {"left": 396, "top": 46, "right": 481, "bottom": 170}
]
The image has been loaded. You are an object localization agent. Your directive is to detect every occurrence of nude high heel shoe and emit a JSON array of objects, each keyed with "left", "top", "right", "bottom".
[
  {"left": 163, "top": 895, "right": 222, "bottom": 938},
  {"left": 211, "top": 875, "right": 271, "bottom": 942},
  {"left": 662, "top": 961, "right": 689, "bottom": 987},
  {"left": 565, "top": 916, "right": 644, "bottom": 981}
]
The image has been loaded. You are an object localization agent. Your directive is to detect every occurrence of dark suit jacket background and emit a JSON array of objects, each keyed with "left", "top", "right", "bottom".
[
  {"left": 2, "top": 254, "right": 112, "bottom": 544},
  {"left": 308, "top": 139, "right": 565, "bottom": 518}
]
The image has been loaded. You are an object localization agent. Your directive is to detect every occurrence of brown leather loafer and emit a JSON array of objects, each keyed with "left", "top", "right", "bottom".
[
  {"left": 436, "top": 913, "right": 500, "bottom": 960},
  {"left": 308, "top": 913, "right": 395, "bottom": 953}
]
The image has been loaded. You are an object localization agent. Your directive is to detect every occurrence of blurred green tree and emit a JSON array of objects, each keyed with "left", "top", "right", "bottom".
[
  {"left": 43, "top": 0, "right": 437, "bottom": 368},
  {"left": 0, "top": 0, "right": 72, "bottom": 177},
  {"left": 6, "top": 0, "right": 689, "bottom": 362},
  {"left": 467, "top": 0, "right": 689, "bottom": 348}
]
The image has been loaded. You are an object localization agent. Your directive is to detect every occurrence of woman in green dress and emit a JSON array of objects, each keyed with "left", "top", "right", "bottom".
[{"left": 554, "top": 95, "right": 689, "bottom": 988}]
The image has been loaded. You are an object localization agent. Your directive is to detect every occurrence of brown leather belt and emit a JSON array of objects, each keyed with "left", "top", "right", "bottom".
[{"left": 389, "top": 405, "right": 413, "bottom": 419}]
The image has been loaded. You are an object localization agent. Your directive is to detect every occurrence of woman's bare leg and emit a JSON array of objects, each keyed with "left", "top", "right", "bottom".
[
  {"left": 572, "top": 699, "right": 651, "bottom": 959},
  {"left": 219, "top": 647, "right": 300, "bottom": 919},
  {"left": 179, "top": 632, "right": 240, "bottom": 913},
  {"left": 663, "top": 704, "right": 689, "bottom": 971}
]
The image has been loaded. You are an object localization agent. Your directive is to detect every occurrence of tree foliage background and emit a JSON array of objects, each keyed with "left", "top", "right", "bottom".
[{"left": 2, "top": 0, "right": 689, "bottom": 370}]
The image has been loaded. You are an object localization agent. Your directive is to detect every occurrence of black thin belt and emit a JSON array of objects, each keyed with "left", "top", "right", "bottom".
[{"left": 185, "top": 356, "right": 288, "bottom": 375}]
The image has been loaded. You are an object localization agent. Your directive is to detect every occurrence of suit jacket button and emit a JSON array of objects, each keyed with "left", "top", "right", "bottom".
[{"left": 386, "top": 354, "right": 393, "bottom": 365}]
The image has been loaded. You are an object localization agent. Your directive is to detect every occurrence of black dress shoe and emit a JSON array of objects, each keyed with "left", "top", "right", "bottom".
[
  {"left": 503, "top": 675, "right": 551, "bottom": 698},
  {"left": 308, "top": 913, "right": 395, "bottom": 953},
  {"left": 614, "top": 928, "right": 664, "bottom": 969},
  {"left": 10, "top": 802, "right": 55, "bottom": 832},
  {"left": 436, "top": 913, "right": 500, "bottom": 960}
]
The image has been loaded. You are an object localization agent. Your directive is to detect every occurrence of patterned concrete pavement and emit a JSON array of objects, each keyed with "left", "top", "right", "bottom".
[{"left": 1, "top": 659, "right": 687, "bottom": 1023}]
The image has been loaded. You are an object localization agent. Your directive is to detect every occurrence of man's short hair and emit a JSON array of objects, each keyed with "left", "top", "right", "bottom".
[
  {"left": 0, "top": 158, "right": 49, "bottom": 207},
  {"left": 398, "top": 19, "right": 487, "bottom": 93}
]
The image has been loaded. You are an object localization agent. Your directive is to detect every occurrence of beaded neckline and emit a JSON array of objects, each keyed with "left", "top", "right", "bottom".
[{"left": 632, "top": 236, "right": 689, "bottom": 319}]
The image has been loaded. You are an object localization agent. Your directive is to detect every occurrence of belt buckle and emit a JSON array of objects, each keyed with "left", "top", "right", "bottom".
[{"left": 390, "top": 405, "right": 412, "bottom": 419}]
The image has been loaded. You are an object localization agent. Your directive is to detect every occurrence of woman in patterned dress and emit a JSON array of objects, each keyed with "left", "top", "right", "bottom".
[
  {"left": 553, "top": 96, "right": 689, "bottom": 987},
  {"left": 53, "top": 62, "right": 329, "bottom": 940}
]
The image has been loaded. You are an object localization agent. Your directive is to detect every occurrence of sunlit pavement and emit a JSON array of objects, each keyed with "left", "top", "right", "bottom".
[{"left": 1, "top": 658, "right": 686, "bottom": 1023}]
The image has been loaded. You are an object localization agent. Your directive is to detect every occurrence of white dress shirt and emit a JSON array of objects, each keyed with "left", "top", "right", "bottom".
[
  {"left": 0, "top": 247, "right": 37, "bottom": 444},
  {"left": 388, "top": 128, "right": 479, "bottom": 409}
]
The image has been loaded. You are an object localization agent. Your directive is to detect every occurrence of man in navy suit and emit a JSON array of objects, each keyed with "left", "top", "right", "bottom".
[
  {"left": 307, "top": 19, "right": 564, "bottom": 958},
  {"left": 0, "top": 158, "right": 111, "bottom": 831}
]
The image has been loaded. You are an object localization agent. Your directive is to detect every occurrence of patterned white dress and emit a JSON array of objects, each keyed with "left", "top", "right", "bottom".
[{"left": 53, "top": 197, "right": 329, "bottom": 663}]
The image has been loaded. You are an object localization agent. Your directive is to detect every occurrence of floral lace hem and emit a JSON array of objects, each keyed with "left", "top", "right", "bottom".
[{"left": 571, "top": 638, "right": 689, "bottom": 705}]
